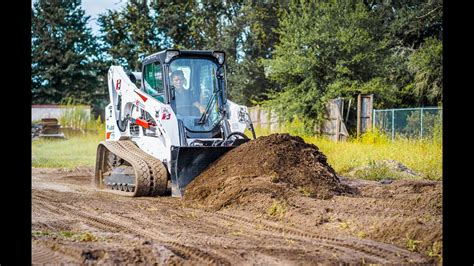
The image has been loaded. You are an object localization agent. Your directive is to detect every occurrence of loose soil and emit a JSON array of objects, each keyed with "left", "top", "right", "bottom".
[
  {"left": 184, "top": 134, "right": 352, "bottom": 211},
  {"left": 32, "top": 134, "right": 442, "bottom": 264}
]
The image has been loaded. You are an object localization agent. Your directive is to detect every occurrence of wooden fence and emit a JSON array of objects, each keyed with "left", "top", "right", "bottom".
[{"left": 248, "top": 98, "right": 349, "bottom": 141}]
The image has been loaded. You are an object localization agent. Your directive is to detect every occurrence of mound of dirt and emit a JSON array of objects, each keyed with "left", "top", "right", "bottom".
[{"left": 184, "top": 133, "right": 351, "bottom": 210}]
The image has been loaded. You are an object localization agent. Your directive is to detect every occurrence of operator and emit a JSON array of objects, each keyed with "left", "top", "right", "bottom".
[{"left": 171, "top": 70, "right": 205, "bottom": 115}]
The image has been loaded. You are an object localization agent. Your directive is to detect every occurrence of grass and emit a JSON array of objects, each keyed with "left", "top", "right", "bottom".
[
  {"left": 267, "top": 200, "right": 287, "bottom": 219},
  {"left": 427, "top": 241, "right": 442, "bottom": 261},
  {"left": 34, "top": 110, "right": 442, "bottom": 181},
  {"left": 246, "top": 126, "right": 442, "bottom": 181},
  {"left": 297, "top": 186, "right": 312, "bottom": 197},
  {"left": 32, "top": 230, "right": 99, "bottom": 242},
  {"left": 32, "top": 133, "right": 103, "bottom": 168},
  {"left": 406, "top": 234, "right": 422, "bottom": 252},
  {"left": 32, "top": 104, "right": 105, "bottom": 169}
]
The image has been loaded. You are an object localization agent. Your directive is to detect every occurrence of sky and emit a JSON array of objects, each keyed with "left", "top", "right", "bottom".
[
  {"left": 81, "top": 0, "right": 127, "bottom": 35},
  {"left": 32, "top": 0, "right": 127, "bottom": 36}
]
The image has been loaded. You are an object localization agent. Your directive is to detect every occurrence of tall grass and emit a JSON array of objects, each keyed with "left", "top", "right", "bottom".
[
  {"left": 34, "top": 109, "right": 442, "bottom": 180},
  {"left": 32, "top": 104, "right": 105, "bottom": 169},
  {"left": 58, "top": 104, "right": 104, "bottom": 137},
  {"left": 247, "top": 125, "right": 442, "bottom": 181}
]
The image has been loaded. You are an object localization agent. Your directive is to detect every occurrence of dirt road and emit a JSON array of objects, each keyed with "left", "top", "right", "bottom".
[{"left": 32, "top": 166, "right": 441, "bottom": 264}]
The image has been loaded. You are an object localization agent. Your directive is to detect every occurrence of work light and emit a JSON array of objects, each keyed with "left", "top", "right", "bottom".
[
  {"left": 213, "top": 51, "right": 225, "bottom": 65},
  {"left": 165, "top": 50, "right": 179, "bottom": 63}
]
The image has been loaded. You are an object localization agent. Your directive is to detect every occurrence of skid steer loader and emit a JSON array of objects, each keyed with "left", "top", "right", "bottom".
[{"left": 95, "top": 49, "right": 256, "bottom": 197}]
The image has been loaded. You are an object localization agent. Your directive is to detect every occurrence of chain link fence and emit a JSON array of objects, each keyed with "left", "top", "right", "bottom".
[{"left": 373, "top": 107, "right": 442, "bottom": 140}]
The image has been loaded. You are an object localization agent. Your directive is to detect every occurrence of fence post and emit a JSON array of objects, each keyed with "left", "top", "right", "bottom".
[
  {"left": 357, "top": 94, "right": 361, "bottom": 138},
  {"left": 372, "top": 110, "right": 376, "bottom": 130},
  {"left": 391, "top": 109, "right": 395, "bottom": 141},
  {"left": 420, "top": 108, "right": 424, "bottom": 139}
]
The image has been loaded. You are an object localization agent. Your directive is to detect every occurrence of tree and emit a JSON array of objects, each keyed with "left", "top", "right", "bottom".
[
  {"left": 151, "top": 1, "right": 198, "bottom": 49},
  {"left": 32, "top": 0, "right": 101, "bottom": 104},
  {"left": 263, "top": 0, "right": 392, "bottom": 132},
  {"left": 98, "top": 0, "right": 163, "bottom": 71},
  {"left": 227, "top": 1, "right": 283, "bottom": 106},
  {"left": 367, "top": 0, "right": 443, "bottom": 107},
  {"left": 408, "top": 37, "right": 442, "bottom": 105}
]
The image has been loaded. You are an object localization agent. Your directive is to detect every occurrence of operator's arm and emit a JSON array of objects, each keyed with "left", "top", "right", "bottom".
[{"left": 193, "top": 101, "right": 206, "bottom": 114}]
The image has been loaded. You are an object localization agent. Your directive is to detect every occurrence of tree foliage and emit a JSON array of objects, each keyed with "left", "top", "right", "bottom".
[
  {"left": 227, "top": 2, "right": 283, "bottom": 106},
  {"left": 263, "top": 0, "right": 393, "bottom": 131},
  {"left": 262, "top": 0, "right": 442, "bottom": 133},
  {"left": 32, "top": 0, "right": 442, "bottom": 131},
  {"left": 408, "top": 37, "right": 442, "bottom": 105},
  {"left": 32, "top": 0, "right": 101, "bottom": 104},
  {"left": 98, "top": 0, "right": 162, "bottom": 71}
]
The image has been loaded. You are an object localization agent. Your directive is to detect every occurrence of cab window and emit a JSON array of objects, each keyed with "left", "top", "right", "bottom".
[{"left": 143, "top": 62, "right": 164, "bottom": 102}]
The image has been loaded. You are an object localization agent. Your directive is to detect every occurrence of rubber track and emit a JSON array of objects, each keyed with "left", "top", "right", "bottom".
[{"left": 95, "top": 140, "right": 168, "bottom": 197}]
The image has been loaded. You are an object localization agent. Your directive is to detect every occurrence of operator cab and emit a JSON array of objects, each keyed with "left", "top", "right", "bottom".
[{"left": 141, "top": 50, "right": 228, "bottom": 141}]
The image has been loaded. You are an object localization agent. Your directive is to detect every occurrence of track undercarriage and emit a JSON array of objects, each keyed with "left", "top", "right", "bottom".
[{"left": 94, "top": 140, "right": 168, "bottom": 196}]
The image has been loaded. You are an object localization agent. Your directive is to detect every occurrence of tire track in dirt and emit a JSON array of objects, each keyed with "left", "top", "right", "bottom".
[
  {"left": 89, "top": 197, "right": 325, "bottom": 264},
  {"left": 32, "top": 243, "right": 78, "bottom": 264},
  {"left": 71, "top": 198, "right": 242, "bottom": 265},
  {"left": 94, "top": 197, "right": 415, "bottom": 264},
  {"left": 34, "top": 190, "right": 306, "bottom": 264},
  {"left": 200, "top": 210, "right": 426, "bottom": 264},
  {"left": 33, "top": 191, "right": 230, "bottom": 265},
  {"left": 200, "top": 211, "right": 388, "bottom": 263},
  {"left": 33, "top": 189, "right": 423, "bottom": 264}
]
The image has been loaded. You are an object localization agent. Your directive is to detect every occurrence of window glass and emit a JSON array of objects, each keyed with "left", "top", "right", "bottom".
[
  {"left": 143, "top": 62, "right": 164, "bottom": 102},
  {"left": 170, "top": 58, "right": 222, "bottom": 132}
]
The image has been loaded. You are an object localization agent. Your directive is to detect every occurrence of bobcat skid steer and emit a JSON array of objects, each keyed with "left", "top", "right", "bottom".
[{"left": 95, "top": 49, "right": 256, "bottom": 197}]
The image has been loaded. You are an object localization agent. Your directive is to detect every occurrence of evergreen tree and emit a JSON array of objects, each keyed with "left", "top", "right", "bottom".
[
  {"left": 151, "top": 1, "right": 197, "bottom": 49},
  {"left": 32, "top": 0, "right": 100, "bottom": 104}
]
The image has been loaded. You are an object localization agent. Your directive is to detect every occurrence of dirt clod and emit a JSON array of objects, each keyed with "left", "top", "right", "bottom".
[{"left": 184, "top": 133, "right": 351, "bottom": 210}]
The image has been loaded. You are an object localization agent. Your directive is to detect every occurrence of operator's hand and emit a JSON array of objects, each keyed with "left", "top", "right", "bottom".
[{"left": 194, "top": 102, "right": 206, "bottom": 114}]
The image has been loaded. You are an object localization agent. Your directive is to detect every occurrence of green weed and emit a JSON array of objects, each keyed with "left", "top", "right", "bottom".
[
  {"left": 406, "top": 235, "right": 422, "bottom": 252},
  {"left": 32, "top": 230, "right": 98, "bottom": 242},
  {"left": 427, "top": 241, "right": 442, "bottom": 261},
  {"left": 339, "top": 222, "right": 349, "bottom": 230},
  {"left": 297, "top": 186, "right": 311, "bottom": 197},
  {"left": 357, "top": 231, "right": 367, "bottom": 238},
  {"left": 267, "top": 200, "right": 287, "bottom": 219}
]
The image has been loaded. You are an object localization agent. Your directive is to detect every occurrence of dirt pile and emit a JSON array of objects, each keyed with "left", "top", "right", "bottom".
[{"left": 184, "top": 133, "right": 351, "bottom": 210}]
